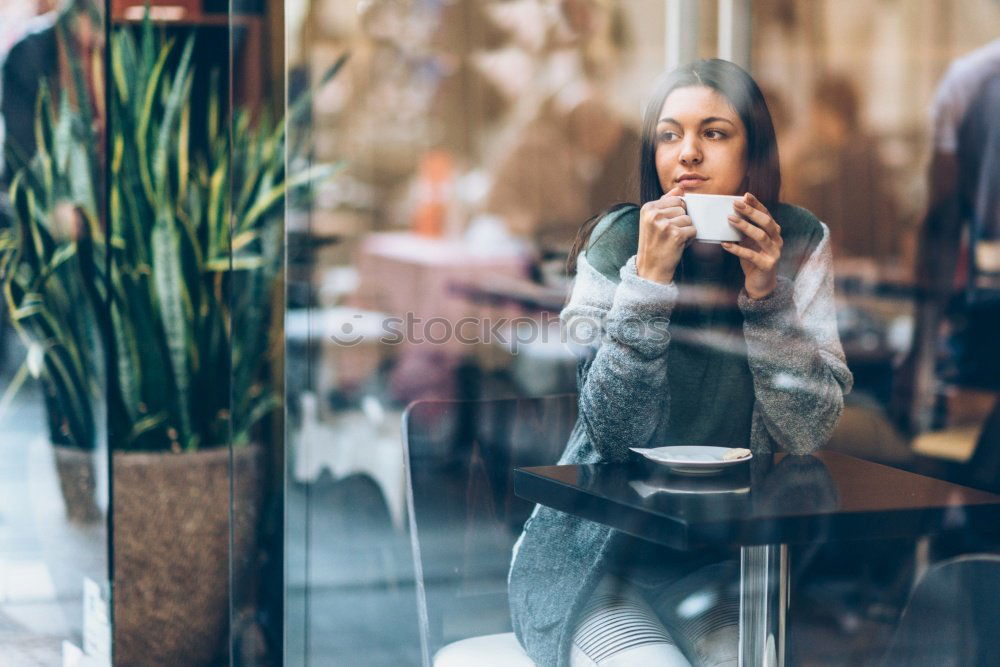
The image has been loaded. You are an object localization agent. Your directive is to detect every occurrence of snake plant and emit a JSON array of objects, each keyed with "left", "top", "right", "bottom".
[{"left": 0, "top": 14, "right": 343, "bottom": 451}]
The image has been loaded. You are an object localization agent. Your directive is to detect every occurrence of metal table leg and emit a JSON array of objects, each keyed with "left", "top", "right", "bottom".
[{"left": 739, "top": 544, "right": 788, "bottom": 667}]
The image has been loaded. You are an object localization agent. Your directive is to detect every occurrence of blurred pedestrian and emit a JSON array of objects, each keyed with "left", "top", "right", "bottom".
[
  {"left": 894, "top": 39, "right": 1000, "bottom": 487},
  {"left": 782, "top": 73, "right": 901, "bottom": 263}
]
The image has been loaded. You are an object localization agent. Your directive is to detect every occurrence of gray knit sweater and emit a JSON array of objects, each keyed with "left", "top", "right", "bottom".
[{"left": 507, "top": 204, "right": 853, "bottom": 666}]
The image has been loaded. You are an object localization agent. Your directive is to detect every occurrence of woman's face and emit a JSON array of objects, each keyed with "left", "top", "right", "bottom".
[{"left": 654, "top": 85, "right": 748, "bottom": 196}]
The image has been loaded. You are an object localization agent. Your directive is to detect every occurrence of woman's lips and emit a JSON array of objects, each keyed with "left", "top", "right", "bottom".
[{"left": 678, "top": 177, "right": 706, "bottom": 188}]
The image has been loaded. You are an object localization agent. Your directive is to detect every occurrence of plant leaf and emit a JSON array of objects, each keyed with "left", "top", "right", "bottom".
[{"left": 151, "top": 214, "right": 192, "bottom": 440}]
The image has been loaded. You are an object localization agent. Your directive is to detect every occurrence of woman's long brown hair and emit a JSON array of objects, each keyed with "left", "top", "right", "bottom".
[{"left": 567, "top": 58, "right": 782, "bottom": 275}]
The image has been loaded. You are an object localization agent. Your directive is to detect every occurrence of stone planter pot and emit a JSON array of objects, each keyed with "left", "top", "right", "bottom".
[
  {"left": 52, "top": 445, "right": 102, "bottom": 523},
  {"left": 112, "top": 445, "right": 262, "bottom": 666}
]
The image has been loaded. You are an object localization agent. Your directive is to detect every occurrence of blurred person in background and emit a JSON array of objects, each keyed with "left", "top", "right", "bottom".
[
  {"left": 0, "top": 0, "right": 64, "bottom": 373},
  {"left": 0, "top": 0, "right": 61, "bottom": 193},
  {"left": 781, "top": 73, "right": 902, "bottom": 266},
  {"left": 1, "top": 0, "right": 97, "bottom": 198},
  {"left": 894, "top": 38, "right": 1000, "bottom": 490},
  {"left": 485, "top": 90, "right": 640, "bottom": 251}
]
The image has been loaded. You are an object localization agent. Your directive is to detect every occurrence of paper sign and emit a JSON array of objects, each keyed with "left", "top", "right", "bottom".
[{"left": 82, "top": 578, "right": 111, "bottom": 665}]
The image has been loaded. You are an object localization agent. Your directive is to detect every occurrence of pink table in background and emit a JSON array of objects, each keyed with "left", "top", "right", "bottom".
[{"left": 352, "top": 232, "right": 532, "bottom": 357}]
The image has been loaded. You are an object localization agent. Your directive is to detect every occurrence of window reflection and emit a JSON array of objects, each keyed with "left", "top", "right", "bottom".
[{"left": 0, "top": 1, "right": 109, "bottom": 662}]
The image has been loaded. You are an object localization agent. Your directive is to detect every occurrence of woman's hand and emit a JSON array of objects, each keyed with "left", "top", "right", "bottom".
[
  {"left": 722, "top": 193, "right": 783, "bottom": 299},
  {"left": 635, "top": 186, "right": 697, "bottom": 285}
]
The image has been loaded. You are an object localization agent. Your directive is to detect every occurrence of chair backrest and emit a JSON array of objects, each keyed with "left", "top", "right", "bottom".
[
  {"left": 403, "top": 394, "right": 578, "bottom": 666},
  {"left": 882, "top": 554, "right": 1000, "bottom": 666}
]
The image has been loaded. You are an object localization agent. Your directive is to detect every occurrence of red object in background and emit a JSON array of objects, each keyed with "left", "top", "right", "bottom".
[
  {"left": 955, "top": 237, "right": 969, "bottom": 291},
  {"left": 412, "top": 150, "right": 454, "bottom": 238},
  {"left": 110, "top": 0, "right": 201, "bottom": 21}
]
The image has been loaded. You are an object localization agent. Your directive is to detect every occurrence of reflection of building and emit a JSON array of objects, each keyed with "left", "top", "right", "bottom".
[{"left": 298, "top": 0, "right": 640, "bottom": 243}]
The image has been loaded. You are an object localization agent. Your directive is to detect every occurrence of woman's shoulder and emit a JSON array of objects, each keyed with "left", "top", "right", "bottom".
[{"left": 584, "top": 204, "right": 641, "bottom": 282}]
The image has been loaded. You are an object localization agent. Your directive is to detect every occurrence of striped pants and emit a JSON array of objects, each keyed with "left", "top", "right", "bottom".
[{"left": 570, "top": 562, "right": 739, "bottom": 667}]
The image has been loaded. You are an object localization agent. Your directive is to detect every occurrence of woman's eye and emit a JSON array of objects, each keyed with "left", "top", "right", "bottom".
[
  {"left": 704, "top": 129, "right": 727, "bottom": 139},
  {"left": 658, "top": 131, "right": 679, "bottom": 142}
]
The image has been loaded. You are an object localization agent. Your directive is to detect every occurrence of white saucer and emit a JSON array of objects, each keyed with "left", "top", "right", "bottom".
[{"left": 629, "top": 445, "right": 752, "bottom": 476}]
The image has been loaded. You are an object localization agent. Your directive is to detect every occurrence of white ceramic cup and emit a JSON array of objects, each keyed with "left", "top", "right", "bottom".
[{"left": 683, "top": 193, "right": 744, "bottom": 243}]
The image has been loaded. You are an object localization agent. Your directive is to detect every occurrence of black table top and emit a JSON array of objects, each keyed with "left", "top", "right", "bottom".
[{"left": 514, "top": 451, "right": 1000, "bottom": 550}]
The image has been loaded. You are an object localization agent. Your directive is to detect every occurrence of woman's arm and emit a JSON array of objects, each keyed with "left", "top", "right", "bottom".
[
  {"left": 561, "top": 254, "right": 677, "bottom": 461},
  {"left": 740, "top": 223, "right": 853, "bottom": 454}
]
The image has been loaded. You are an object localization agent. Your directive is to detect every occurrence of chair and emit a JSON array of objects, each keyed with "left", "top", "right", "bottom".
[
  {"left": 881, "top": 554, "right": 1000, "bottom": 666},
  {"left": 902, "top": 389, "right": 1000, "bottom": 500},
  {"left": 402, "top": 394, "right": 579, "bottom": 666},
  {"left": 293, "top": 392, "right": 408, "bottom": 530}
]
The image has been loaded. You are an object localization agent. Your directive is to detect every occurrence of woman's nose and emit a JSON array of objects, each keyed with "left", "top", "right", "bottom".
[{"left": 680, "top": 141, "right": 702, "bottom": 165}]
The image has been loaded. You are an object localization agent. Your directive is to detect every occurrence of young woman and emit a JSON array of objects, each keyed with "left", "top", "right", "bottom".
[{"left": 507, "top": 59, "right": 853, "bottom": 667}]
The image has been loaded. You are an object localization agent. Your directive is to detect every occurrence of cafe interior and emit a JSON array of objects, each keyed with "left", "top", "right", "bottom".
[{"left": 1, "top": 0, "right": 1000, "bottom": 664}]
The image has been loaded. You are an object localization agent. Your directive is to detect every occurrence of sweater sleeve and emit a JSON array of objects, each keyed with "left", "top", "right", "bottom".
[
  {"left": 739, "top": 222, "right": 853, "bottom": 454},
  {"left": 560, "top": 254, "right": 677, "bottom": 461}
]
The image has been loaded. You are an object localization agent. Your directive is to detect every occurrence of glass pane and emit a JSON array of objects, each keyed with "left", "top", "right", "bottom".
[
  {"left": 229, "top": 0, "right": 284, "bottom": 664},
  {"left": 284, "top": 0, "right": 669, "bottom": 662},
  {"left": 104, "top": 2, "right": 245, "bottom": 664},
  {"left": 0, "top": 1, "right": 110, "bottom": 663}
]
